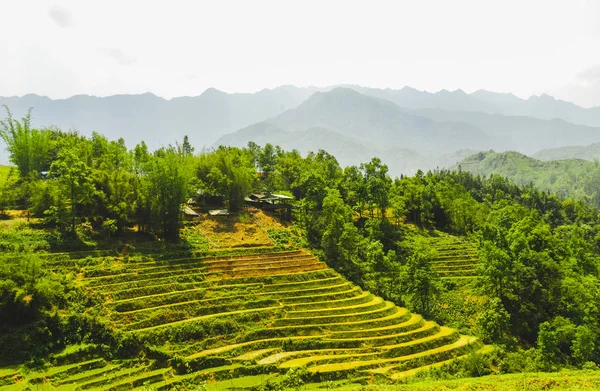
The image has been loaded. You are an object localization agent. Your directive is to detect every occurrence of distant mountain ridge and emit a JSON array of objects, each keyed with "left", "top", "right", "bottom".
[
  {"left": 0, "top": 85, "right": 320, "bottom": 151},
  {"left": 215, "top": 87, "right": 600, "bottom": 174},
  {"left": 533, "top": 142, "right": 600, "bottom": 161},
  {"left": 409, "top": 108, "right": 600, "bottom": 154},
  {"left": 216, "top": 88, "right": 495, "bottom": 174},
  {"left": 352, "top": 86, "right": 600, "bottom": 127},
  {"left": 3, "top": 84, "right": 600, "bottom": 169}
]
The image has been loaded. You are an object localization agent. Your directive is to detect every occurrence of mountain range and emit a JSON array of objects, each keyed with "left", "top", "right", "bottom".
[
  {"left": 215, "top": 87, "right": 600, "bottom": 174},
  {"left": 2, "top": 85, "right": 600, "bottom": 173}
]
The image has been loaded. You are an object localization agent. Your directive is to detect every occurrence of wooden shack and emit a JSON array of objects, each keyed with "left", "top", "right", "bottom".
[{"left": 245, "top": 192, "right": 294, "bottom": 220}]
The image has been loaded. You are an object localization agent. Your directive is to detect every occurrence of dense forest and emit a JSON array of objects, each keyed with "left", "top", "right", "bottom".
[{"left": 1, "top": 107, "right": 599, "bottom": 375}]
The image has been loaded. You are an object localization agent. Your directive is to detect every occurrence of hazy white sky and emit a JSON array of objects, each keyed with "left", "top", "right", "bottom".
[{"left": 1, "top": 0, "right": 600, "bottom": 106}]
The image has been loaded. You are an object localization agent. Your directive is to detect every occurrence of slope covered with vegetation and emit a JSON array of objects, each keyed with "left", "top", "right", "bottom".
[
  {"left": 1, "top": 109, "right": 600, "bottom": 389},
  {"left": 457, "top": 150, "right": 600, "bottom": 208}
]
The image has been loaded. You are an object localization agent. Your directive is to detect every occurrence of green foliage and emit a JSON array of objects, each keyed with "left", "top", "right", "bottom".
[
  {"left": 197, "top": 146, "right": 256, "bottom": 211},
  {"left": 476, "top": 298, "right": 511, "bottom": 344},
  {"left": 141, "top": 147, "right": 194, "bottom": 241},
  {"left": 50, "top": 148, "right": 95, "bottom": 234},
  {"left": 0, "top": 221, "right": 50, "bottom": 252},
  {"left": 0, "top": 166, "right": 17, "bottom": 213},
  {"left": 536, "top": 317, "right": 599, "bottom": 369},
  {"left": 267, "top": 228, "right": 293, "bottom": 249},
  {"left": 0, "top": 106, "right": 53, "bottom": 179},
  {"left": 361, "top": 157, "right": 392, "bottom": 219},
  {"left": 397, "top": 238, "right": 442, "bottom": 317}
]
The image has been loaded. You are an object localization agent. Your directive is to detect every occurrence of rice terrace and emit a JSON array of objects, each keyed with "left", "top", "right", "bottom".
[
  {"left": 2, "top": 197, "right": 599, "bottom": 390},
  {"left": 0, "top": 204, "right": 490, "bottom": 390}
]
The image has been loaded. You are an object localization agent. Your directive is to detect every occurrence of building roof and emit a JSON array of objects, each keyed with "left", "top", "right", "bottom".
[
  {"left": 209, "top": 209, "right": 230, "bottom": 216},
  {"left": 249, "top": 193, "right": 293, "bottom": 201},
  {"left": 183, "top": 206, "right": 199, "bottom": 216},
  {"left": 270, "top": 194, "right": 293, "bottom": 200}
]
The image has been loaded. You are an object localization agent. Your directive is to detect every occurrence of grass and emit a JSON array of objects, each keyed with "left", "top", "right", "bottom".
[
  {"left": 192, "top": 210, "right": 275, "bottom": 248},
  {"left": 329, "top": 314, "right": 424, "bottom": 339},
  {"left": 103, "top": 268, "right": 339, "bottom": 300},
  {"left": 186, "top": 336, "right": 325, "bottom": 360},
  {"left": 202, "top": 374, "right": 279, "bottom": 390},
  {"left": 52, "top": 364, "right": 121, "bottom": 385},
  {"left": 388, "top": 345, "right": 494, "bottom": 380},
  {"left": 273, "top": 301, "right": 395, "bottom": 328},
  {"left": 286, "top": 296, "right": 386, "bottom": 318},
  {"left": 133, "top": 305, "right": 281, "bottom": 333},
  {"left": 109, "top": 277, "right": 349, "bottom": 313}
]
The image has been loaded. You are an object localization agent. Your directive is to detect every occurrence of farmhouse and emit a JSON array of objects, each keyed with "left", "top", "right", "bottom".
[{"left": 245, "top": 192, "right": 294, "bottom": 220}]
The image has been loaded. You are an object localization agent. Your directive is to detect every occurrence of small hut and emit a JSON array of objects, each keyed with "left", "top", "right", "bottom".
[{"left": 245, "top": 192, "right": 294, "bottom": 220}]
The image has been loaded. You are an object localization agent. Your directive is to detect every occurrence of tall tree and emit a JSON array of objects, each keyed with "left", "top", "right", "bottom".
[
  {"left": 361, "top": 158, "right": 392, "bottom": 219},
  {"left": 181, "top": 135, "right": 194, "bottom": 156},
  {"left": 0, "top": 106, "right": 52, "bottom": 179},
  {"left": 197, "top": 146, "right": 256, "bottom": 211},
  {"left": 49, "top": 149, "right": 94, "bottom": 234},
  {"left": 142, "top": 148, "right": 194, "bottom": 240},
  {"left": 399, "top": 239, "right": 440, "bottom": 316}
]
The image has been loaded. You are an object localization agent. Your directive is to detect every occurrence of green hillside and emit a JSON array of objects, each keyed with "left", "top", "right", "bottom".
[{"left": 456, "top": 151, "right": 600, "bottom": 207}]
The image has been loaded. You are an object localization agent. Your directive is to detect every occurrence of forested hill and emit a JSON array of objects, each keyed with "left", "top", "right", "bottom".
[{"left": 456, "top": 151, "right": 600, "bottom": 207}]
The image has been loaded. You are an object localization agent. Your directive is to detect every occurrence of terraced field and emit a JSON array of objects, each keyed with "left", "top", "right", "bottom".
[
  {"left": 2, "top": 247, "right": 486, "bottom": 390},
  {"left": 429, "top": 235, "right": 479, "bottom": 280}
]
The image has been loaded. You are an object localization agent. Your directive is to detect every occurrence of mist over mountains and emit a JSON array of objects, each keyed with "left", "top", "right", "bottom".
[{"left": 2, "top": 85, "right": 600, "bottom": 173}]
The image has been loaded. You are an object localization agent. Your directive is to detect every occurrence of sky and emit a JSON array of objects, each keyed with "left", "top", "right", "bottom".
[{"left": 1, "top": 0, "right": 600, "bottom": 107}]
